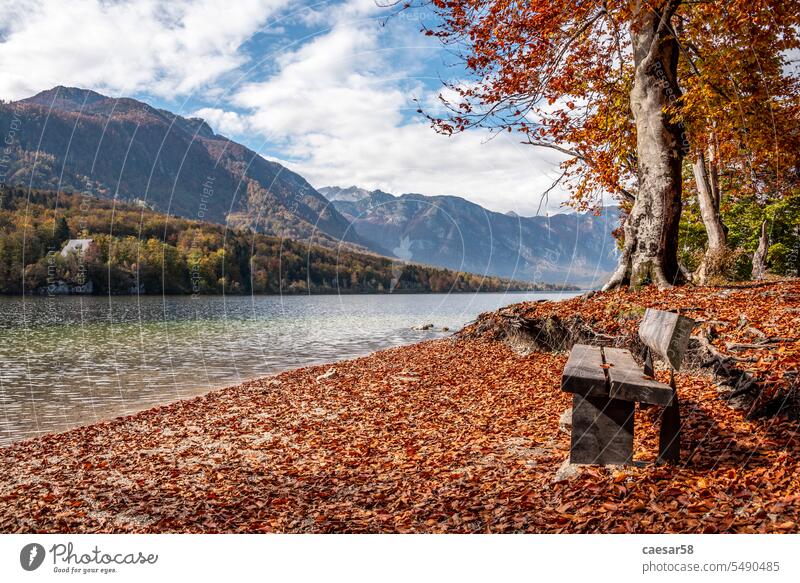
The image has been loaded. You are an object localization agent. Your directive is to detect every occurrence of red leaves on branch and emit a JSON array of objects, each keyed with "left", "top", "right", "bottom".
[{"left": 420, "top": 0, "right": 800, "bottom": 207}]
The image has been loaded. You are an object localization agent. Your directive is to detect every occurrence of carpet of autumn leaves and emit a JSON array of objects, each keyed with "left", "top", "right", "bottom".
[{"left": 0, "top": 281, "right": 798, "bottom": 533}]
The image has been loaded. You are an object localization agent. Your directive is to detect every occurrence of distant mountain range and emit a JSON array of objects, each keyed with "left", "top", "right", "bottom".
[
  {"left": 0, "top": 86, "right": 363, "bottom": 247},
  {"left": 319, "top": 186, "right": 620, "bottom": 287},
  {"left": 0, "top": 86, "right": 620, "bottom": 287}
]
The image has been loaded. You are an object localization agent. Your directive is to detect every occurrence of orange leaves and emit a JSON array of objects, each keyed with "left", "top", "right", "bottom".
[
  {"left": 422, "top": 0, "right": 800, "bottom": 210},
  {"left": 419, "top": 1, "right": 634, "bottom": 207}
]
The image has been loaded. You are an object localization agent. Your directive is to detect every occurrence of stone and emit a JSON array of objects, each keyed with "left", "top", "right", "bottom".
[
  {"left": 553, "top": 457, "right": 580, "bottom": 482},
  {"left": 569, "top": 393, "right": 634, "bottom": 465},
  {"left": 558, "top": 408, "right": 572, "bottom": 435},
  {"left": 315, "top": 368, "right": 337, "bottom": 381},
  {"left": 638, "top": 308, "right": 696, "bottom": 370}
]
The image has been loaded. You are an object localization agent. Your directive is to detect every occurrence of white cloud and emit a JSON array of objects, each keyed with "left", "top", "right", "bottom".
[
  {"left": 0, "top": 0, "right": 289, "bottom": 100},
  {"left": 192, "top": 107, "right": 249, "bottom": 135},
  {"left": 0, "top": 0, "right": 573, "bottom": 214},
  {"left": 274, "top": 123, "right": 568, "bottom": 216},
  {"left": 229, "top": 0, "right": 571, "bottom": 214},
  {"left": 233, "top": 16, "right": 403, "bottom": 138}
]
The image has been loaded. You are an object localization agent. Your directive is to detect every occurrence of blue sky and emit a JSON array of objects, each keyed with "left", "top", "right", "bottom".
[{"left": 0, "top": 0, "right": 569, "bottom": 214}]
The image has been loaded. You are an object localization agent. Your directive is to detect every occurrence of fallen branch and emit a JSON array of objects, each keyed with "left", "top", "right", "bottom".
[{"left": 726, "top": 338, "right": 797, "bottom": 351}]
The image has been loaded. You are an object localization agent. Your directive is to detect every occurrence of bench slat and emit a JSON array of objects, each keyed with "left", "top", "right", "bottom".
[
  {"left": 604, "top": 347, "right": 674, "bottom": 406},
  {"left": 561, "top": 344, "right": 607, "bottom": 397}
]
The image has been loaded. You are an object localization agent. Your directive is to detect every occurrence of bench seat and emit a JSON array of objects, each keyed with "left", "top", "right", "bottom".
[
  {"left": 560, "top": 343, "right": 681, "bottom": 465},
  {"left": 604, "top": 347, "right": 674, "bottom": 407},
  {"left": 560, "top": 344, "right": 608, "bottom": 397}
]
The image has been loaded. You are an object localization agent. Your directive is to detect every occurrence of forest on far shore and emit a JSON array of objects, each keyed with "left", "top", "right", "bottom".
[{"left": 0, "top": 186, "right": 571, "bottom": 295}]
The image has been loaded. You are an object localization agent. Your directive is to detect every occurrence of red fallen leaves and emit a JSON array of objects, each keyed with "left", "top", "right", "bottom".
[{"left": 0, "top": 282, "right": 798, "bottom": 534}]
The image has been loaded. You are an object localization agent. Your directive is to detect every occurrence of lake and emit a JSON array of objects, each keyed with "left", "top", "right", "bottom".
[{"left": 0, "top": 291, "right": 578, "bottom": 445}]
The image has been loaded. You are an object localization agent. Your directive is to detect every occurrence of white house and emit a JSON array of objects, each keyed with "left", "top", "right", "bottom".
[{"left": 60, "top": 238, "right": 93, "bottom": 257}]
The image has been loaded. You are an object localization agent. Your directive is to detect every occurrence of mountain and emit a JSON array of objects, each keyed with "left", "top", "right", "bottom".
[
  {"left": 0, "top": 86, "right": 361, "bottom": 247},
  {"left": 318, "top": 185, "right": 392, "bottom": 203},
  {"left": 319, "top": 187, "right": 620, "bottom": 287},
  {"left": 0, "top": 87, "right": 618, "bottom": 286}
]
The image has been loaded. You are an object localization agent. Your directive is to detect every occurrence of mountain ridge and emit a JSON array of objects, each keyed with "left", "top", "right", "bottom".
[
  {"left": 1, "top": 86, "right": 366, "bottom": 248},
  {"left": 0, "top": 86, "right": 620, "bottom": 287},
  {"left": 318, "top": 186, "right": 620, "bottom": 287},
  {"left": 1, "top": 184, "right": 575, "bottom": 295}
]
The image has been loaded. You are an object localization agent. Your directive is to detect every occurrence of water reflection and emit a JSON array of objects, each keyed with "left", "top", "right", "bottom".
[{"left": 0, "top": 291, "right": 578, "bottom": 445}]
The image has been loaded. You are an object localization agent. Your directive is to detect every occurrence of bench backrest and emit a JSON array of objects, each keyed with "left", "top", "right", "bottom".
[{"left": 638, "top": 308, "right": 695, "bottom": 371}]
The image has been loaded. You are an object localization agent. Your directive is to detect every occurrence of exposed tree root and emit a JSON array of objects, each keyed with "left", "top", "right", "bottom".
[
  {"left": 463, "top": 312, "right": 616, "bottom": 354},
  {"left": 692, "top": 329, "right": 761, "bottom": 411}
]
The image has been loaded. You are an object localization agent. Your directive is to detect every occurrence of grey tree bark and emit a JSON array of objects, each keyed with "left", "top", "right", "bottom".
[
  {"left": 693, "top": 149, "right": 728, "bottom": 284},
  {"left": 751, "top": 220, "right": 769, "bottom": 280},
  {"left": 604, "top": 0, "right": 685, "bottom": 290}
]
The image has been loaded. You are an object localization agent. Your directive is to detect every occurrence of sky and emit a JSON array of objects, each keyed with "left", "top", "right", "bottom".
[{"left": 0, "top": 0, "right": 570, "bottom": 215}]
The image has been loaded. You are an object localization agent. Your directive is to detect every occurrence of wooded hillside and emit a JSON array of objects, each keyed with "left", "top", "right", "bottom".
[{"left": 0, "top": 186, "right": 569, "bottom": 295}]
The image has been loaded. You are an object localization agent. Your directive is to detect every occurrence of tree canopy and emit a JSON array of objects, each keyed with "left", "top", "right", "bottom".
[{"left": 420, "top": 0, "right": 799, "bottom": 206}]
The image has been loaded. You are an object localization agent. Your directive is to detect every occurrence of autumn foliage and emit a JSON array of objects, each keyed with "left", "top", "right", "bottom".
[
  {"left": 421, "top": 0, "right": 800, "bottom": 207},
  {"left": 413, "top": 0, "right": 800, "bottom": 288}
]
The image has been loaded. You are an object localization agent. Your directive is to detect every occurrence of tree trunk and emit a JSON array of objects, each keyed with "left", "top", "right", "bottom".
[
  {"left": 751, "top": 220, "right": 769, "bottom": 280},
  {"left": 604, "top": 1, "right": 685, "bottom": 290},
  {"left": 693, "top": 150, "right": 728, "bottom": 284}
]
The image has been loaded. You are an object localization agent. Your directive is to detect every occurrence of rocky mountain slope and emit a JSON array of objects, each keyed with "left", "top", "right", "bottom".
[
  {"left": 0, "top": 86, "right": 620, "bottom": 286},
  {"left": 319, "top": 186, "right": 620, "bottom": 287},
  {"left": 0, "top": 86, "right": 360, "bottom": 246}
]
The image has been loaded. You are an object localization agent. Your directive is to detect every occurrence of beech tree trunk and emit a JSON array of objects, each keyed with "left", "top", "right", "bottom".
[
  {"left": 693, "top": 150, "right": 728, "bottom": 284},
  {"left": 751, "top": 220, "right": 769, "bottom": 280},
  {"left": 604, "top": 1, "right": 684, "bottom": 290}
]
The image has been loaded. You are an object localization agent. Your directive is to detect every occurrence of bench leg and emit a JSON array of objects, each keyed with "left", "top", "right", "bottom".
[
  {"left": 657, "top": 391, "right": 681, "bottom": 464},
  {"left": 639, "top": 347, "right": 655, "bottom": 411},
  {"left": 570, "top": 393, "right": 634, "bottom": 465},
  {"left": 643, "top": 346, "right": 655, "bottom": 378}
]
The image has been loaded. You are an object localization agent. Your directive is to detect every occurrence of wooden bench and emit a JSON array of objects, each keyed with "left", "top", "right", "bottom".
[{"left": 561, "top": 309, "right": 695, "bottom": 465}]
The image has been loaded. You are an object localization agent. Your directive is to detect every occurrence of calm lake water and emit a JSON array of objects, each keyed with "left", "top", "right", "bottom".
[{"left": 0, "top": 291, "right": 578, "bottom": 445}]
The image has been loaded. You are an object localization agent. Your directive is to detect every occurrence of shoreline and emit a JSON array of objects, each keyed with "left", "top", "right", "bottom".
[
  {"left": 0, "top": 342, "right": 416, "bottom": 450},
  {"left": 0, "top": 290, "right": 586, "bottom": 446},
  {"left": 1, "top": 281, "right": 798, "bottom": 533},
  {"left": 2, "top": 288, "right": 585, "bottom": 298}
]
